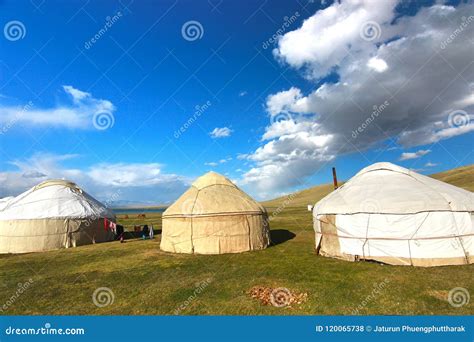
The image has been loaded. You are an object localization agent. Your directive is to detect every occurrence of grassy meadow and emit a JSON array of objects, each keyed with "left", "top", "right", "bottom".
[{"left": 0, "top": 165, "right": 472, "bottom": 315}]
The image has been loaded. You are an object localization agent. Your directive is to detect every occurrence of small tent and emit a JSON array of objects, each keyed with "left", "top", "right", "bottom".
[
  {"left": 161, "top": 171, "right": 270, "bottom": 254},
  {"left": 313, "top": 162, "right": 474, "bottom": 266},
  {"left": 0, "top": 179, "right": 115, "bottom": 253}
]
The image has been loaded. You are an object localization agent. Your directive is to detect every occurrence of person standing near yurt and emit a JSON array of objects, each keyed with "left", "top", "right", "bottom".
[
  {"left": 161, "top": 171, "right": 270, "bottom": 254},
  {"left": 312, "top": 162, "right": 474, "bottom": 267},
  {"left": 0, "top": 179, "right": 116, "bottom": 253}
]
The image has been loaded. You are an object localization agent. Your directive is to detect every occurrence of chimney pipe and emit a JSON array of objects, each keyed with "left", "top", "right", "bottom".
[{"left": 332, "top": 167, "right": 338, "bottom": 189}]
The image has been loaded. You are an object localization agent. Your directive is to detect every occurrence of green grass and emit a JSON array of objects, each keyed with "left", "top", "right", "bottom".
[
  {"left": 116, "top": 212, "right": 162, "bottom": 231},
  {"left": 0, "top": 165, "right": 472, "bottom": 315},
  {"left": 0, "top": 207, "right": 472, "bottom": 315}
]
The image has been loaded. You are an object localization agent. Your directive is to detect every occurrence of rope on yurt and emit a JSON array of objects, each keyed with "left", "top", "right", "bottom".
[
  {"left": 450, "top": 210, "right": 470, "bottom": 264},
  {"left": 407, "top": 240, "right": 413, "bottom": 266},
  {"left": 189, "top": 190, "right": 200, "bottom": 254},
  {"left": 162, "top": 210, "right": 264, "bottom": 218},
  {"left": 314, "top": 216, "right": 474, "bottom": 240},
  {"left": 406, "top": 212, "right": 431, "bottom": 266},
  {"left": 362, "top": 214, "right": 371, "bottom": 260},
  {"left": 405, "top": 172, "right": 471, "bottom": 264}
]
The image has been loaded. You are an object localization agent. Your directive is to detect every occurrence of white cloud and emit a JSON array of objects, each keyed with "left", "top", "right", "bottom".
[
  {"left": 274, "top": 0, "right": 398, "bottom": 79},
  {"left": 205, "top": 157, "right": 232, "bottom": 167},
  {"left": 425, "top": 162, "right": 438, "bottom": 167},
  {"left": 367, "top": 57, "right": 388, "bottom": 72},
  {"left": 262, "top": 120, "right": 316, "bottom": 140},
  {"left": 266, "top": 87, "right": 308, "bottom": 116},
  {"left": 63, "top": 85, "right": 90, "bottom": 104},
  {"left": 239, "top": 91, "right": 248, "bottom": 97},
  {"left": 399, "top": 149, "right": 431, "bottom": 161},
  {"left": 398, "top": 122, "right": 474, "bottom": 146},
  {"left": 210, "top": 127, "right": 233, "bottom": 138},
  {"left": 87, "top": 163, "right": 167, "bottom": 187},
  {"left": 219, "top": 157, "right": 232, "bottom": 163},
  {"left": 240, "top": 1, "right": 474, "bottom": 197},
  {"left": 0, "top": 85, "right": 115, "bottom": 130},
  {"left": 0, "top": 153, "right": 188, "bottom": 205}
]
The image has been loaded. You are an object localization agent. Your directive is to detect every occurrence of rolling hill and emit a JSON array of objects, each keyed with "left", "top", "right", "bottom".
[{"left": 431, "top": 163, "right": 474, "bottom": 192}]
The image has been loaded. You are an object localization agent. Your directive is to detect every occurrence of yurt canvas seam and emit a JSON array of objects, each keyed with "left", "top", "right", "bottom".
[
  {"left": 313, "top": 209, "right": 472, "bottom": 215},
  {"left": 314, "top": 217, "right": 474, "bottom": 240},
  {"left": 193, "top": 183, "right": 236, "bottom": 191},
  {"left": 163, "top": 211, "right": 265, "bottom": 218}
]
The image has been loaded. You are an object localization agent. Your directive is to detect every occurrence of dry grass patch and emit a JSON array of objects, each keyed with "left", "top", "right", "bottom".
[{"left": 248, "top": 285, "right": 308, "bottom": 307}]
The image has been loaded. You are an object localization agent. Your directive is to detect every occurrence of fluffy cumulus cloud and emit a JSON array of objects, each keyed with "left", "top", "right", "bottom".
[
  {"left": 0, "top": 153, "right": 189, "bottom": 205},
  {"left": 210, "top": 127, "right": 233, "bottom": 138},
  {"left": 0, "top": 85, "right": 115, "bottom": 130},
  {"left": 274, "top": 0, "right": 398, "bottom": 79},
  {"left": 241, "top": 0, "right": 474, "bottom": 196},
  {"left": 399, "top": 149, "right": 431, "bottom": 161}
]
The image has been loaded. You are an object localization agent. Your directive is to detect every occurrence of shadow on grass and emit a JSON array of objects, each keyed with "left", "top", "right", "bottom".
[
  {"left": 269, "top": 229, "right": 296, "bottom": 246},
  {"left": 123, "top": 229, "right": 162, "bottom": 240}
]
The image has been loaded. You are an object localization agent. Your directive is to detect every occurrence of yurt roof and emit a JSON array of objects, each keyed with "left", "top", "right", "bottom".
[
  {"left": 0, "top": 179, "right": 115, "bottom": 220},
  {"left": 163, "top": 172, "right": 265, "bottom": 217},
  {"left": 191, "top": 171, "right": 236, "bottom": 190},
  {"left": 314, "top": 162, "right": 474, "bottom": 215},
  {"left": 0, "top": 196, "right": 14, "bottom": 210}
]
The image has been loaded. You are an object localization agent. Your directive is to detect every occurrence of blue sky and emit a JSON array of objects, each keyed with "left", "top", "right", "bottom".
[{"left": 0, "top": 0, "right": 473, "bottom": 204}]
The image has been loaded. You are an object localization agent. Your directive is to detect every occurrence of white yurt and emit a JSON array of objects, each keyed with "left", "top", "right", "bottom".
[
  {"left": 313, "top": 162, "right": 474, "bottom": 266},
  {"left": 0, "top": 196, "right": 14, "bottom": 210},
  {"left": 0, "top": 179, "right": 116, "bottom": 254},
  {"left": 161, "top": 171, "right": 270, "bottom": 254}
]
